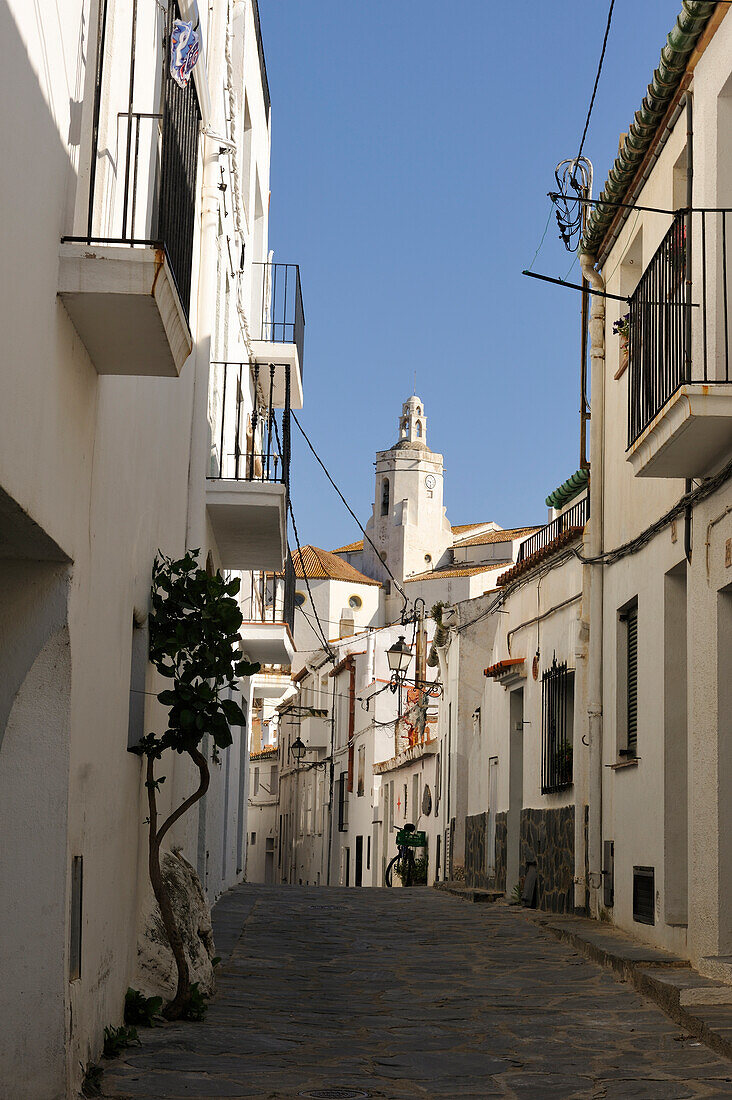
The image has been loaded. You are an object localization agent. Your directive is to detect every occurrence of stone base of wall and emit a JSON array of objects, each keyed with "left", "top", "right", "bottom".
[
  {"left": 464, "top": 811, "right": 507, "bottom": 893},
  {"left": 520, "top": 805, "right": 574, "bottom": 914}
]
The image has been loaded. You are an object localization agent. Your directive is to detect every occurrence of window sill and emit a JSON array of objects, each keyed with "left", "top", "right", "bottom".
[{"left": 607, "top": 756, "right": 640, "bottom": 770}]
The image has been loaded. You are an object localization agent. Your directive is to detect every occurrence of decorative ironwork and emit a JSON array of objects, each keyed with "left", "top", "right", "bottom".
[
  {"left": 541, "top": 656, "right": 574, "bottom": 794},
  {"left": 208, "top": 361, "right": 291, "bottom": 488}
]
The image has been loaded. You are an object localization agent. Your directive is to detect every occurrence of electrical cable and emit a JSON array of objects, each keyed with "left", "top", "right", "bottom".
[
  {"left": 287, "top": 493, "right": 335, "bottom": 660},
  {"left": 572, "top": 0, "right": 616, "bottom": 181},
  {"left": 575, "top": 458, "right": 732, "bottom": 566},
  {"left": 291, "top": 412, "right": 411, "bottom": 620},
  {"left": 526, "top": 203, "right": 555, "bottom": 273}
]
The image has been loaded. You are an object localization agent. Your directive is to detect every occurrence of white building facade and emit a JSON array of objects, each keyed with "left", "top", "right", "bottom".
[{"left": 0, "top": 2, "right": 304, "bottom": 1094}]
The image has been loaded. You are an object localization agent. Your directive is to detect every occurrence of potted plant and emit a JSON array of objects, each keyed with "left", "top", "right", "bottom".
[{"left": 613, "top": 312, "right": 630, "bottom": 377}]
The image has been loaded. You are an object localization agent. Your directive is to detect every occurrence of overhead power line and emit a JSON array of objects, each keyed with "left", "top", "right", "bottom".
[
  {"left": 573, "top": 0, "right": 616, "bottom": 176},
  {"left": 291, "top": 412, "right": 410, "bottom": 619}
]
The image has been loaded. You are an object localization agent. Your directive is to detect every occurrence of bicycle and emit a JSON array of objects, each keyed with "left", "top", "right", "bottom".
[{"left": 385, "top": 822, "right": 423, "bottom": 887}]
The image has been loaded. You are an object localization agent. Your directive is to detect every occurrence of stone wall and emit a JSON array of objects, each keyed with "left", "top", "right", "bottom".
[
  {"left": 520, "top": 806, "right": 574, "bottom": 913},
  {"left": 463, "top": 811, "right": 507, "bottom": 892}
]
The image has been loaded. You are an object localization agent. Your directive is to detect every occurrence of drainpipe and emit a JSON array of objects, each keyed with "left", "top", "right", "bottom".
[{"left": 580, "top": 251, "right": 606, "bottom": 917}]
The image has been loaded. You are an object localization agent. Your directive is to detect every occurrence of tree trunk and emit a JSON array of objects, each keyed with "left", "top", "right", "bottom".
[{"left": 146, "top": 748, "right": 210, "bottom": 1020}]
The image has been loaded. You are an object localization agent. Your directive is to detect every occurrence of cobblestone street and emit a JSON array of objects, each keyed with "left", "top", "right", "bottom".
[{"left": 103, "top": 885, "right": 732, "bottom": 1099}]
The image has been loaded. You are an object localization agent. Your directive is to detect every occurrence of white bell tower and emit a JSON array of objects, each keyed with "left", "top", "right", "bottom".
[{"left": 361, "top": 395, "right": 452, "bottom": 603}]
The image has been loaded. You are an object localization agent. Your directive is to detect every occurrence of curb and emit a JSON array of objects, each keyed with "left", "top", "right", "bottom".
[{"left": 536, "top": 914, "right": 732, "bottom": 1062}]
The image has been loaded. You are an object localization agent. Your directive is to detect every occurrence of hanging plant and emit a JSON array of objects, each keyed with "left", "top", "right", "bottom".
[
  {"left": 613, "top": 313, "right": 630, "bottom": 341},
  {"left": 133, "top": 550, "right": 259, "bottom": 1020}
]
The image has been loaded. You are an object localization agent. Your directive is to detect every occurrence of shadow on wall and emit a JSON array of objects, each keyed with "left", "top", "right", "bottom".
[{"left": 0, "top": 487, "right": 72, "bottom": 1096}]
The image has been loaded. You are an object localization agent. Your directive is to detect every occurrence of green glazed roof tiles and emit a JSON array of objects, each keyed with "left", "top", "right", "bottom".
[{"left": 545, "top": 468, "right": 589, "bottom": 509}]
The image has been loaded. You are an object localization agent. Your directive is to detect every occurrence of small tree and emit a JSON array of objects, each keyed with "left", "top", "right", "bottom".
[{"left": 134, "top": 551, "right": 259, "bottom": 1020}]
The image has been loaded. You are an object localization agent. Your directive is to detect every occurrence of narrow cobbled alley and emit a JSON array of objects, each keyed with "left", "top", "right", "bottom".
[{"left": 102, "top": 885, "right": 732, "bottom": 1100}]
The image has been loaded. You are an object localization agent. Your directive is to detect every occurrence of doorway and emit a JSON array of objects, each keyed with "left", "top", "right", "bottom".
[
  {"left": 355, "top": 835, "right": 363, "bottom": 886},
  {"left": 506, "top": 689, "right": 524, "bottom": 894}
]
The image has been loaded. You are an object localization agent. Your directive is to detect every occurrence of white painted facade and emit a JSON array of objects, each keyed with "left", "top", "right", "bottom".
[
  {"left": 580, "top": 8, "right": 732, "bottom": 972},
  {"left": 0, "top": 2, "right": 302, "bottom": 1094}
]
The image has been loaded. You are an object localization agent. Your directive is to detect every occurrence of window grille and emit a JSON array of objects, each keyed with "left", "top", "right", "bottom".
[
  {"left": 541, "top": 656, "right": 574, "bottom": 793},
  {"left": 337, "top": 772, "right": 348, "bottom": 831}
]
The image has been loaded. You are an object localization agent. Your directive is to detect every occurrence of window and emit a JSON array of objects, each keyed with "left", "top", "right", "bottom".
[
  {"left": 69, "top": 855, "right": 83, "bottom": 981},
  {"left": 294, "top": 591, "right": 307, "bottom": 607},
  {"left": 269, "top": 763, "right": 278, "bottom": 790},
  {"left": 250, "top": 832, "right": 256, "bottom": 845},
  {"left": 253, "top": 767, "right": 260, "bottom": 795},
  {"left": 617, "top": 599, "right": 639, "bottom": 757},
  {"left": 541, "top": 656, "right": 574, "bottom": 793},
  {"left": 416, "top": 420, "right": 422, "bottom": 438},
  {"left": 381, "top": 478, "right": 390, "bottom": 517},
  {"left": 412, "top": 774, "right": 419, "bottom": 822},
  {"left": 633, "top": 866, "right": 655, "bottom": 925},
  {"left": 357, "top": 745, "right": 365, "bottom": 796},
  {"left": 626, "top": 605, "right": 638, "bottom": 755},
  {"left": 367, "top": 835, "right": 371, "bottom": 870},
  {"left": 338, "top": 772, "right": 348, "bottom": 831},
  {"left": 349, "top": 594, "right": 362, "bottom": 610},
  {"left": 127, "top": 617, "right": 149, "bottom": 751}
]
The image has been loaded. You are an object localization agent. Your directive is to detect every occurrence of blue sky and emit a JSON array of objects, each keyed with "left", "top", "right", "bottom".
[{"left": 258, "top": 0, "right": 678, "bottom": 550}]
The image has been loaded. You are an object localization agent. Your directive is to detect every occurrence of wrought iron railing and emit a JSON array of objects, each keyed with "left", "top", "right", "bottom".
[
  {"left": 63, "top": 1, "right": 200, "bottom": 319},
  {"left": 252, "top": 263, "right": 305, "bottom": 376},
  {"left": 541, "top": 656, "right": 574, "bottom": 794},
  {"left": 208, "top": 361, "right": 291, "bottom": 485},
  {"left": 515, "top": 496, "right": 588, "bottom": 564},
  {"left": 628, "top": 214, "right": 688, "bottom": 445},
  {"left": 242, "top": 554, "right": 296, "bottom": 635},
  {"left": 628, "top": 208, "right": 732, "bottom": 445}
]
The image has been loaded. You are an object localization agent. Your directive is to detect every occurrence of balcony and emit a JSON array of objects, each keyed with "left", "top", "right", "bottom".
[
  {"left": 627, "top": 211, "right": 732, "bottom": 478},
  {"left": 249, "top": 263, "right": 305, "bottom": 408},
  {"left": 206, "top": 361, "right": 290, "bottom": 571},
  {"left": 239, "top": 558, "right": 296, "bottom": 667},
  {"left": 497, "top": 496, "right": 588, "bottom": 586},
  {"left": 298, "top": 712, "right": 331, "bottom": 752},
  {"left": 59, "top": 5, "right": 197, "bottom": 376}
]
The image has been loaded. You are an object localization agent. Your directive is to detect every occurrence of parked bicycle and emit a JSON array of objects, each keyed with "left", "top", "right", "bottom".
[{"left": 385, "top": 823, "right": 426, "bottom": 887}]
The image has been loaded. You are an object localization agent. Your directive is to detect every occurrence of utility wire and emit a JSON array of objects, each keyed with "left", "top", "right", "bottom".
[
  {"left": 291, "top": 412, "right": 410, "bottom": 618},
  {"left": 287, "top": 493, "right": 335, "bottom": 660},
  {"left": 573, "top": 0, "right": 616, "bottom": 179}
]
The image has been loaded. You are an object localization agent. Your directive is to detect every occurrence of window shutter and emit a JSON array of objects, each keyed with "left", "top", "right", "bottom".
[{"left": 627, "top": 606, "right": 638, "bottom": 753}]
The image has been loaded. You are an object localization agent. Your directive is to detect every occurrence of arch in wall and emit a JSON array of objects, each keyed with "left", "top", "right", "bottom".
[
  {"left": 416, "top": 420, "right": 422, "bottom": 438},
  {"left": 381, "top": 478, "right": 390, "bottom": 517}
]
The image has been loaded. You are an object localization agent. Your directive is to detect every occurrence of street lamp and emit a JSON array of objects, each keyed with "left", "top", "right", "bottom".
[
  {"left": 387, "top": 635, "right": 412, "bottom": 677},
  {"left": 290, "top": 736, "right": 306, "bottom": 763}
]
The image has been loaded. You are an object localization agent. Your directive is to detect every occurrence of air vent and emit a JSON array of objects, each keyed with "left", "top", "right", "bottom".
[{"left": 633, "top": 865, "right": 655, "bottom": 925}]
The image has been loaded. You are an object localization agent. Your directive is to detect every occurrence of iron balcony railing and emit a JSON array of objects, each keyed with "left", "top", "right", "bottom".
[
  {"left": 253, "top": 263, "right": 305, "bottom": 377},
  {"left": 628, "top": 208, "right": 732, "bottom": 445},
  {"left": 63, "top": 1, "right": 200, "bottom": 318},
  {"left": 208, "top": 361, "right": 291, "bottom": 485},
  {"left": 515, "top": 496, "right": 589, "bottom": 565},
  {"left": 541, "top": 656, "right": 574, "bottom": 794},
  {"left": 242, "top": 555, "right": 296, "bottom": 636}
]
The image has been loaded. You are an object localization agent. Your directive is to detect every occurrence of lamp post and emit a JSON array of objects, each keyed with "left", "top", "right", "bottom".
[{"left": 387, "top": 634, "right": 413, "bottom": 721}]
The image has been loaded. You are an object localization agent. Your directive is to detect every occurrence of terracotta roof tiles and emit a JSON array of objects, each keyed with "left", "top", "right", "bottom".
[{"left": 292, "top": 546, "right": 381, "bottom": 586}]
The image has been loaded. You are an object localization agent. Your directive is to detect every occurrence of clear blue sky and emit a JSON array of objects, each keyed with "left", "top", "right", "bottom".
[{"left": 258, "top": 0, "right": 678, "bottom": 550}]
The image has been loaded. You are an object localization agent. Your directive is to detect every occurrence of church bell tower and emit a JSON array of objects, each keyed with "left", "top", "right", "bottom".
[{"left": 361, "top": 396, "right": 452, "bottom": 602}]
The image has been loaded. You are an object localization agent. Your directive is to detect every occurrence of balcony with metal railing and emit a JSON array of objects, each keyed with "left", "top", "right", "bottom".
[
  {"left": 205, "top": 361, "right": 291, "bottom": 572},
  {"left": 627, "top": 210, "right": 732, "bottom": 478},
  {"left": 249, "top": 262, "right": 305, "bottom": 409},
  {"left": 496, "top": 496, "right": 589, "bottom": 586},
  {"left": 58, "top": 1, "right": 197, "bottom": 377},
  {"left": 239, "top": 557, "right": 296, "bottom": 667}
]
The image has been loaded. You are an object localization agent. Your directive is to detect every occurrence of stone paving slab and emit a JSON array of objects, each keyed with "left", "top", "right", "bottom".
[{"left": 102, "top": 884, "right": 732, "bottom": 1099}]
